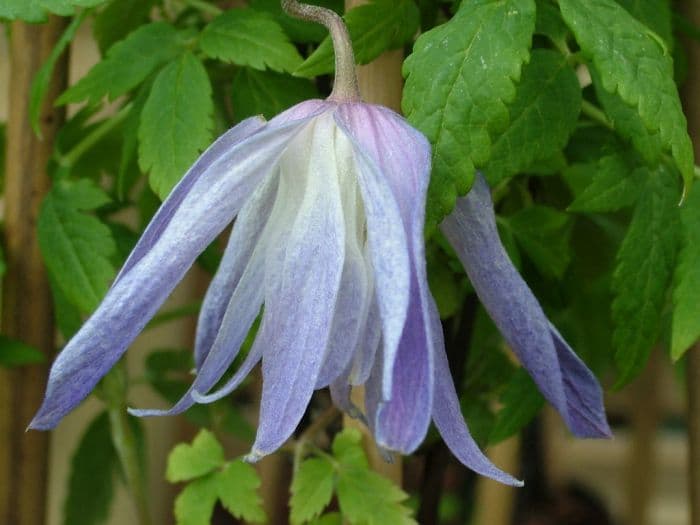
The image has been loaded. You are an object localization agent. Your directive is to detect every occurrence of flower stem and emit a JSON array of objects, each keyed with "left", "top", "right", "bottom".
[
  {"left": 182, "top": 0, "right": 222, "bottom": 16},
  {"left": 580, "top": 99, "right": 613, "bottom": 130},
  {"left": 101, "top": 363, "right": 152, "bottom": 525},
  {"left": 281, "top": 0, "right": 360, "bottom": 102},
  {"left": 57, "top": 103, "right": 132, "bottom": 168}
]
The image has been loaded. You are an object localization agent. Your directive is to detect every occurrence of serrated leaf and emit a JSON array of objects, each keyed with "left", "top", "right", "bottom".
[
  {"left": 403, "top": 0, "right": 535, "bottom": 232},
  {"left": 166, "top": 430, "right": 225, "bottom": 483},
  {"left": 309, "top": 514, "right": 342, "bottom": 525},
  {"left": 616, "top": 0, "right": 672, "bottom": 47},
  {"left": 0, "top": 0, "right": 105, "bottom": 22},
  {"left": 174, "top": 474, "right": 219, "bottom": 525},
  {"left": 671, "top": 186, "right": 700, "bottom": 359},
  {"left": 336, "top": 466, "right": 415, "bottom": 525},
  {"left": 535, "top": 0, "right": 569, "bottom": 45},
  {"left": 489, "top": 368, "right": 544, "bottom": 444},
  {"left": 568, "top": 149, "right": 646, "bottom": 212},
  {"left": 295, "top": 0, "right": 419, "bottom": 77},
  {"left": 559, "top": 0, "right": 694, "bottom": 189},
  {"left": 217, "top": 461, "right": 266, "bottom": 524},
  {"left": 290, "top": 458, "right": 335, "bottom": 525},
  {"left": 93, "top": 0, "right": 155, "bottom": 53},
  {"left": 231, "top": 67, "right": 319, "bottom": 120},
  {"left": 38, "top": 179, "right": 116, "bottom": 313},
  {"left": 58, "top": 23, "right": 186, "bottom": 105},
  {"left": 486, "top": 49, "right": 581, "bottom": 185},
  {"left": 138, "top": 52, "right": 213, "bottom": 199},
  {"left": 503, "top": 205, "right": 573, "bottom": 279},
  {"left": 63, "top": 412, "right": 118, "bottom": 525},
  {"left": 612, "top": 166, "right": 681, "bottom": 384},
  {"left": 30, "top": 12, "right": 87, "bottom": 136},
  {"left": 332, "top": 428, "right": 367, "bottom": 469},
  {"left": 0, "top": 336, "right": 45, "bottom": 367},
  {"left": 200, "top": 8, "right": 302, "bottom": 73}
]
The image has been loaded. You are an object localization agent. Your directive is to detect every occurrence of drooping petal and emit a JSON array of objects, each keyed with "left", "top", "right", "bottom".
[
  {"left": 429, "top": 298, "right": 523, "bottom": 486},
  {"left": 348, "top": 294, "right": 380, "bottom": 385},
  {"left": 440, "top": 174, "right": 610, "bottom": 438},
  {"left": 30, "top": 115, "right": 317, "bottom": 430},
  {"left": 336, "top": 103, "right": 434, "bottom": 452},
  {"left": 335, "top": 104, "right": 432, "bottom": 400},
  {"left": 250, "top": 114, "right": 346, "bottom": 457},
  {"left": 194, "top": 172, "right": 278, "bottom": 369}
]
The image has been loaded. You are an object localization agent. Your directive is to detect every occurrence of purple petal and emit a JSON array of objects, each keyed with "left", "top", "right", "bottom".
[
  {"left": 194, "top": 172, "right": 278, "bottom": 369},
  {"left": 440, "top": 174, "right": 610, "bottom": 438},
  {"left": 348, "top": 294, "right": 381, "bottom": 385},
  {"left": 30, "top": 115, "right": 316, "bottom": 430},
  {"left": 430, "top": 298, "right": 523, "bottom": 486},
  {"left": 250, "top": 114, "right": 346, "bottom": 456},
  {"left": 335, "top": 103, "right": 431, "bottom": 400}
]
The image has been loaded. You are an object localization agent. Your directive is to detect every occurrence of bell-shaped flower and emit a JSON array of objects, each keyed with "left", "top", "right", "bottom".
[{"left": 441, "top": 174, "right": 612, "bottom": 440}]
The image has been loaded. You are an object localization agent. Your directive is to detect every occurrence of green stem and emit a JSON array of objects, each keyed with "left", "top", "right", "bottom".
[
  {"left": 57, "top": 103, "right": 132, "bottom": 168},
  {"left": 580, "top": 99, "right": 614, "bottom": 130},
  {"left": 182, "top": 0, "right": 222, "bottom": 15},
  {"left": 101, "top": 363, "right": 152, "bottom": 525}
]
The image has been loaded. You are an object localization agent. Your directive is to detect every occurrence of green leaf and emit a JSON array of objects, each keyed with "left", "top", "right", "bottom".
[
  {"left": 486, "top": 49, "right": 581, "bottom": 185},
  {"left": 295, "top": 0, "right": 419, "bottom": 77},
  {"left": 535, "top": 0, "right": 569, "bottom": 45},
  {"left": 217, "top": 461, "right": 266, "bottom": 524},
  {"left": 58, "top": 23, "right": 186, "bottom": 105},
  {"left": 489, "top": 368, "right": 544, "bottom": 444},
  {"left": 568, "top": 149, "right": 646, "bottom": 213},
  {"left": 671, "top": 185, "right": 700, "bottom": 359},
  {"left": 30, "top": 11, "right": 87, "bottom": 137},
  {"left": 332, "top": 428, "right": 367, "bottom": 469},
  {"left": 38, "top": 179, "right": 116, "bottom": 313},
  {"left": 616, "top": 0, "right": 672, "bottom": 47},
  {"left": 290, "top": 458, "right": 335, "bottom": 525},
  {"left": 138, "top": 52, "right": 213, "bottom": 199},
  {"left": 503, "top": 205, "right": 573, "bottom": 279},
  {"left": 0, "top": 336, "right": 45, "bottom": 367},
  {"left": 200, "top": 8, "right": 302, "bottom": 73},
  {"left": 309, "top": 514, "right": 343, "bottom": 525},
  {"left": 612, "top": 166, "right": 681, "bottom": 384},
  {"left": 117, "top": 83, "right": 150, "bottom": 200},
  {"left": 559, "top": 0, "right": 694, "bottom": 189},
  {"left": 93, "top": 0, "right": 155, "bottom": 53},
  {"left": 173, "top": 474, "right": 219, "bottom": 525},
  {"left": 0, "top": 0, "right": 106, "bottom": 22},
  {"left": 63, "top": 412, "right": 118, "bottom": 525},
  {"left": 403, "top": 0, "right": 535, "bottom": 232},
  {"left": 231, "top": 68, "right": 319, "bottom": 120},
  {"left": 166, "top": 430, "right": 225, "bottom": 483}
]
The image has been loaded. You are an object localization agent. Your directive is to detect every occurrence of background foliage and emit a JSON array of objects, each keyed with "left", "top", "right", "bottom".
[{"left": 1, "top": 0, "right": 698, "bottom": 523}]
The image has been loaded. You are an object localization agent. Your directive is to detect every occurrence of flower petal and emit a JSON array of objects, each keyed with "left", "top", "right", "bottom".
[
  {"left": 430, "top": 299, "right": 523, "bottom": 486},
  {"left": 250, "top": 114, "right": 346, "bottom": 456},
  {"left": 348, "top": 294, "right": 381, "bottom": 385},
  {"left": 194, "top": 172, "right": 278, "bottom": 369},
  {"left": 440, "top": 174, "right": 610, "bottom": 438},
  {"left": 30, "top": 115, "right": 315, "bottom": 430}
]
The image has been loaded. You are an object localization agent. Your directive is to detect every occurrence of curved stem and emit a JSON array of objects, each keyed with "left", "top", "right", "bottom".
[{"left": 281, "top": 0, "right": 360, "bottom": 102}]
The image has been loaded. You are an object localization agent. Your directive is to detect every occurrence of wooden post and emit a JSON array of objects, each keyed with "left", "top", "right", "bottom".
[{"left": 0, "top": 17, "right": 68, "bottom": 525}]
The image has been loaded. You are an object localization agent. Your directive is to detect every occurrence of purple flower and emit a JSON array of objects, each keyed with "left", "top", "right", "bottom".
[{"left": 30, "top": 98, "right": 608, "bottom": 487}]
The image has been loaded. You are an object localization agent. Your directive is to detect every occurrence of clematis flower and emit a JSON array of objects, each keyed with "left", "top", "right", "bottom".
[{"left": 30, "top": 0, "right": 609, "bottom": 488}]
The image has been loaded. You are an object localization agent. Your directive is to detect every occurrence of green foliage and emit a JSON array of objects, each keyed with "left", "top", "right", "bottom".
[
  {"left": 0, "top": 0, "right": 105, "bottom": 22},
  {"left": 93, "top": 0, "right": 155, "bottom": 53},
  {"left": 30, "top": 12, "right": 87, "bottom": 136},
  {"left": 486, "top": 50, "right": 581, "bottom": 186},
  {"left": 568, "top": 149, "right": 646, "bottom": 213},
  {"left": 535, "top": 0, "right": 569, "bottom": 46},
  {"left": 290, "top": 458, "right": 335, "bottom": 525},
  {"left": 489, "top": 369, "right": 544, "bottom": 445},
  {"left": 612, "top": 167, "right": 681, "bottom": 384},
  {"left": 63, "top": 412, "right": 118, "bottom": 525},
  {"left": 671, "top": 186, "right": 700, "bottom": 360},
  {"left": 231, "top": 68, "right": 320, "bottom": 121},
  {"left": 168, "top": 430, "right": 265, "bottom": 525},
  {"left": 38, "top": 179, "right": 116, "bottom": 313},
  {"left": 295, "top": 0, "right": 419, "bottom": 77},
  {"left": 616, "top": 0, "right": 672, "bottom": 46},
  {"left": 58, "top": 23, "right": 187, "bottom": 105},
  {"left": 200, "top": 8, "right": 302, "bottom": 73},
  {"left": 559, "top": 0, "right": 694, "bottom": 189},
  {"left": 502, "top": 205, "right": 573, "bottom": 279},
  {"left": 0, "top": 336, "right": 45, "bottom": 367},
  {"left": 138, "top": 52, "right": 213, "bottom": 199},
  {"left": 403, "top": 0, "right": 535, "bottom": 232},
  {"left": 249, "top": 0, "right": 343, "bottom": 43}
]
